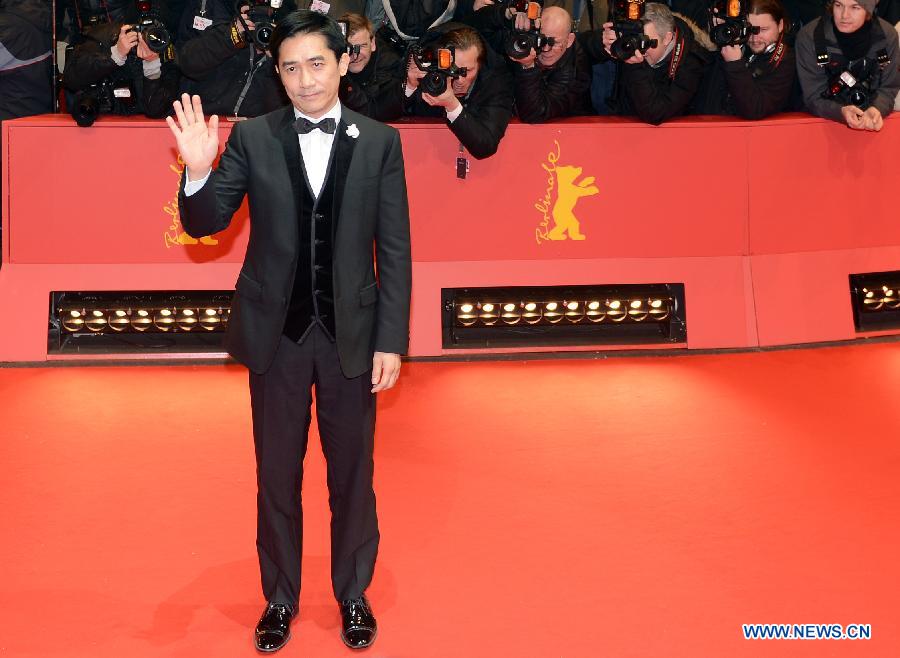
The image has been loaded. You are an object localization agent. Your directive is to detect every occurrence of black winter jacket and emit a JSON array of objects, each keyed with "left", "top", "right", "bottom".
[
  {"left": 175, "top": 0, "right": 292, "bottom": 117},
  {"left": 693, "top": 41, "right": 798, "bottom": 118},
  {"left": 62, "top": 21, "right": 180, "bottom": 118},
  {"left": 0, "top": 0, "right": 52, "bottom": 120},
  {"left": 513, "top": 40, "right": 593, "bottom": 122},
  {"left": 614, "top": 16, "right": 712, "bottom": 124},
  {"left": 339, "top": 33, "right": 406, "bottom": 121}
]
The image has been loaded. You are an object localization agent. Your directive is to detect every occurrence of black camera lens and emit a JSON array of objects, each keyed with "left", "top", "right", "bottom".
[
  {"left": 73, "top": 93, "right": 100, "bottom": 127},
  {"left": 421, "top": 71, "right": 448, "bottom": 96},
  {"left": 849, "top": 88, "right": 868, "bottom": 108},
  {"left": 143, "top": 25, "right": 170, "bottom": 53}
]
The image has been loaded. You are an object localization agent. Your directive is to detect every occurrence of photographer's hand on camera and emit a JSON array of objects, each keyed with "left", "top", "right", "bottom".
[
  {"left": 167, "top": 94, "right": 220, "bottom": 182},
  {"left": 421, "top": 76, "right": 462, "bottom": 114},
  {"left": 405, "top": 55, "right": 426, "bottom": 92},
  {"left": 511, "top": 46, "right": 537, "bottom": 68},
  {"left": 601, "top": 22, "right": 616, "bottom": 55},
  {"left": 234, "top": 5, "right": 256, "bottom": 38},
  {"left": 720, "top": 44, "right": 742, "bottom": 61},
  {"left": 115, "top": 25, "right": 139, "bottom": 60},
  {"left": 136, "top": 34, "right": 160, "bottom": 62}
]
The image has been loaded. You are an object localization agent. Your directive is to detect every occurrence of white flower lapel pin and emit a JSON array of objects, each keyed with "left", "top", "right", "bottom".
[{"left": 346, "top": 123, "right": 360, "bottom": 139}]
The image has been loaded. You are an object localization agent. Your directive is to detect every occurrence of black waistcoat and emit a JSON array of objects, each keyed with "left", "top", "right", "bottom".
[{"left": 282, "top": 142, "right": 338, "bottom": 343}]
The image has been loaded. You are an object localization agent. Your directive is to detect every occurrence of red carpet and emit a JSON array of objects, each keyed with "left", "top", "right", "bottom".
[{"left": 1, "top": 343, "right": 899, "bottom": 657}]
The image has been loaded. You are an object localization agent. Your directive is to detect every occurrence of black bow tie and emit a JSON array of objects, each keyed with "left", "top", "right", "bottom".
[{"left": 294, "top": 116, "right": 337, "bottom": 135}]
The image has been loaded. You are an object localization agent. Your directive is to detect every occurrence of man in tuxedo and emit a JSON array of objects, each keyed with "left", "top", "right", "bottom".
[{"left": 166, "top": 10, "right": 411, "bottom": 653}]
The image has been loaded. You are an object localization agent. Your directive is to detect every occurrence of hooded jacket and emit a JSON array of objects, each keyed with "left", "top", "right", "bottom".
[{"left": 611, "top": 14, "right": 713, "bottom": 124}]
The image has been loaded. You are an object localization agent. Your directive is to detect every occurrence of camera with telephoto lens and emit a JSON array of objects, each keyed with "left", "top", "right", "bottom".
[
  {"left": 609, "top": 0, "right": 657, "bottom": 60},
  {"left": 410, "top": 45, "right": 468, "bottom": 96},
  {"left": 503, "top": 2, "right": 556, "bottom": 59},
  {"left": 824, "top": 68, "right": 872, "bottom": 109},
  {"left": 69, "top": 78, "right": 136, "bottom": 127},
  {"left": 237, "top": 0, "right": 283, "bottom": 50},
  {"left": 709, "top": 0, "right": 759, "bottom": 47},
  {"left": 129, "top": 0, "right": 171, "bottom": 54}
]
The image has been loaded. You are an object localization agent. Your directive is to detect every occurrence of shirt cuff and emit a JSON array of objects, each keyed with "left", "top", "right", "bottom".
[
  {"left": 184, "top": 168, "right": 212, "bottom": 196},
  {"left": 110, "top": 45, "right": 127, "bottom": 66},
  {"left": 142, "top": 58, "right": 162, "bottom": 79},
  {"left": 446, "top": 103, "right": 463, "bottom": 123}
]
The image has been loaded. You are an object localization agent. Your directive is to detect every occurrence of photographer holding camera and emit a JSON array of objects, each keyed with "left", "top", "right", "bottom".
[
  {"left": 176, "top": 0, "right": 297, "bottom": 117},
  {"left": 500, "top": 5, "right": 594, "bottom": 122},
  {"left": 63, "top": 1, "right": 181, "bottom": 125},
  {"left": 337, "top": 12, "right": 405, "bottom": 119},
  {"left": 598, "top": 2, "right": 712, "bottom": 123},
  {"left": 796, "top": 0, "right": 899, "bottom": 130},
  {"left": 404, "top": 24, "right": 514, "bottom": 158},
  {"left": 694, "top": 0, "right": 797, "bottom": 118}
]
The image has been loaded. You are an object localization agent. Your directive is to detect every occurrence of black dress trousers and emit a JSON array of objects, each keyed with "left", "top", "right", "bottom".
[{"left": 249, "top": 326, "right": 379, "bottom": 607}]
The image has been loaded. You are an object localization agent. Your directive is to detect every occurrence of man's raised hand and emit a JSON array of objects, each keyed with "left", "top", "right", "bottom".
[{"left": 165, "top": 94, "right": 219, "bottom": 180}]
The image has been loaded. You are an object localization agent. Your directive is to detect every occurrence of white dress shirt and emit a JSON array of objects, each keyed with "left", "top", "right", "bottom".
[{"left": 184, "top": 101, "right": 342, "bottom": 199}]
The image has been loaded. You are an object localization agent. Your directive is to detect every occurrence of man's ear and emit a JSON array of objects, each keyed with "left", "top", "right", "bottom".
[
  {"left": 338, "top": 51, "right": 350, "bottom": 76},
  {"left": 664, "top": 31, "right": 674, "bottom": 47},
  {"left": 566, "top": 32, "right": 575, "bottom": 49}
]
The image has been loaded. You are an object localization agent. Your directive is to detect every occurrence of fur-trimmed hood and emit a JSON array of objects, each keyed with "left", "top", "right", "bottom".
[{"left": 675, "top": 12, "right": 717, "bottom": 52}]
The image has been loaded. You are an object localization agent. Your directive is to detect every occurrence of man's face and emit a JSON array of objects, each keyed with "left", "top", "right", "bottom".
[
  {"left": 347, "top": 29, "right": 375, "bottom": 74},
  {"left": 276, "top": 33, "right": 349, "bottom": 118},
  {"left": 451, "top": 46, "right": 481, "bottom": 96},
  {"left": 642, "top": 22, "right": 673, "bottom": 66},
  {"left": 833, "top": 0, "right": 867, "bottom": 33},
  {"left": 746, "top": 13, "right": 782, "bottom": 54},
  {"left": 537, "top": 19, "right": 575, "bottom": 67}
]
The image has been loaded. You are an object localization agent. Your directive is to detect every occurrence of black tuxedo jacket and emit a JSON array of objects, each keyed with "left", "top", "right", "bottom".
[{"left": 178, "top": 104, "right": 412, "bottom": 378}]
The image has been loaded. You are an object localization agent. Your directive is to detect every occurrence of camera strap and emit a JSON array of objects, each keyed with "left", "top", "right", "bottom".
[
  {"left": 813, "top": 18, "right": 829, "bottom": 67},
  {"left": 667, "top": 29, "right": 685, "bottom": 80},
  {"left": 768, "top": 34, "right": 786, "bottom": 70}
]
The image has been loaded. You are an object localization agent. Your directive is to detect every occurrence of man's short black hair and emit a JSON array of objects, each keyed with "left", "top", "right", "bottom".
[{"left": 269, "top": 9, "right": 347, "bottom": 66}]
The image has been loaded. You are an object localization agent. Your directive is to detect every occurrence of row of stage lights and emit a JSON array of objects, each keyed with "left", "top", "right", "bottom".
[
  {"left": 860, "top": 286, "right": 900, "bottom": 311},
  {"left": 60, "top": 305, "right": 230, "bottom": 333},
  {"left": 455, "top": 298, "right": 672, "bottom": 327}
]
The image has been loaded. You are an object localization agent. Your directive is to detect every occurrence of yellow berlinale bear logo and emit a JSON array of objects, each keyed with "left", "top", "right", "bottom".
[
  {"left": 534, "top": 140, "right": 599, "bottom": 244},
  {"left": 164, "top": 155, "right": 218, "bottom": 248}
]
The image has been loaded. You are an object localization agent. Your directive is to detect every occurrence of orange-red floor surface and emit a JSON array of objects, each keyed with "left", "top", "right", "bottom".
[{"left": 1, "top": 342, "right": 899, "bottom": 657}]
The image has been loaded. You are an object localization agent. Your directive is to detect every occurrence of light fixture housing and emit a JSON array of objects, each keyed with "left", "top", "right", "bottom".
[{"left": 442, "top": 284, "right": 687, "bottom": 348}]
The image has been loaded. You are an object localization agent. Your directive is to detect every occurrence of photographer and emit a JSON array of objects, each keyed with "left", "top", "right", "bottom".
[
  {"left": 796, "top": 0, "right": 899, "bottom": 130},
  {"left": 599, "top": 2, "right": 713, "bottom": 124},
  {"left": 404, "top": 24, "right": 514, "bottom": 158},
  {"left": 337, "top": 12, "right": 405, "bottom": 120},
  {"left": 694, "top": 0, "right": 797, "bottom": 118},
  {"left": 0, "top": 0, "right": 53, "bottom": 121},
  {"left": 176, "top": 0, "right": 296, "bottom": 117},
  {"left": 505, "top": 6, "right": 594, "bottom": 121},
  {"left": 63, "top": 1, "right": 181, "bottom": 122}
]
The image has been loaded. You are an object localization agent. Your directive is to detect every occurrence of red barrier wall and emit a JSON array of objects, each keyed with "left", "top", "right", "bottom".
[{"left": 2, "top": 113, "right": 898, "bottom": 362}]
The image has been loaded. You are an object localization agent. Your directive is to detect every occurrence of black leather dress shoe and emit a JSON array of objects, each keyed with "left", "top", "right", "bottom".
[
  {"left": 339, "top": 595, "right": 377, "bottom": 649},
  {"left": 255, "top": 602, "right": 295, "bottom": 653}
]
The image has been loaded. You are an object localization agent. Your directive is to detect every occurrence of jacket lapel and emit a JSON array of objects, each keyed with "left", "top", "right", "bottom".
[
  {"left": 332, "top": 110, "right": 360, "bottom": 236},
  {"left": 277, "top": 106, "right": 304, "bottom": 208}
]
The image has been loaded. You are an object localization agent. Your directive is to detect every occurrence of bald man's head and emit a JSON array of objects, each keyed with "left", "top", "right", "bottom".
[{"left": 538, "top": 5, "right": 575, "bottom": 66}]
